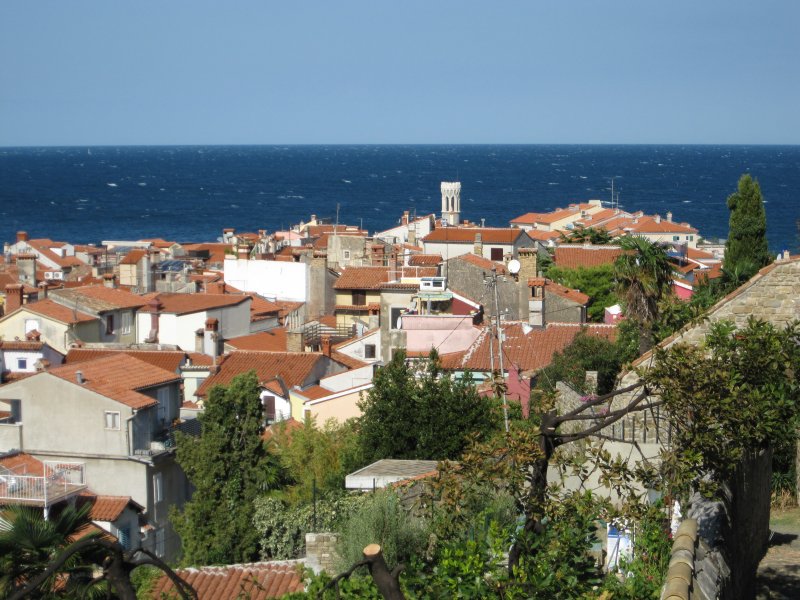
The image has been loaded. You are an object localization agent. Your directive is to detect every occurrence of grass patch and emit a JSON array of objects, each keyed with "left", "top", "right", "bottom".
[{"left": 770, "top": 507, "right": 800, "bottom": 533}]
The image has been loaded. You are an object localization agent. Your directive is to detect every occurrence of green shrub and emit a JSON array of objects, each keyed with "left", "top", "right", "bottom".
[
  {"left": 336, "top": 490, "right": 428, "bottom": 570},
  {"left": 253, "top": 493, "right": 369, "bottom": 560}
]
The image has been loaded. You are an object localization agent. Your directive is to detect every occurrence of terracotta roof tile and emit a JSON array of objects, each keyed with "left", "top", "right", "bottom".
[
  {"left": 0, "top": 451, "right": 45, "bottom": 476},
  {"left": 50, "top": 286, "right": 147, "bottom": 312},
  {"left": 65, "top": 348, "right": 211, "bottom": 371},
  {"left": 227, "top": 329, "right": 288, "bottom": 352},
  {"left": 408, "top": 254, "right": 443, "bottom": 266},
  {"left": 14, "top": 299, "right": 97, "bottom": 324},
  {"left": 423, "top": 227, "right": 527, "bottom": 244},
  {"left": 629, "top": 217, "right": 697, "bottom": 234},
  {"left": 0, "top": 340, "right": 45, "bottom": 351},
  {"left": 119, "top": 249, "right": 147, "bottom": 265},
  {"left": 330, "top": 350, "right": 368, "bottom": 369},
  {"left": 48, "top": 354, "right": 181, "bottom": 409},
  {"left": 553, "top": 245, "right": 624, "bottom": 269},
  {"left": 334, "top": 267, "right": 393, "bottom": 290},
  {"left": 151, "top": 561, "right": 304, "bottom": 599},
  {"left": 143, "top": 293, "right": 249, "bottom": 315},
  {"left": 439, "top": 322, "right": 617, "bottom": 374},
  {"left": 544, "top": 280, "right": 590, "bottom": 306},
  {"left": 196, "top": 351, "right": 327, "bottom": 398},
  {"left": 509, "top": 207, "right": 581, "bottom": 225},
  {"left": 80, "top": 495, "right": 142, "bottom": 522},
  {"left": 452, "top": 253, "right": 508, "bottom": 274}
]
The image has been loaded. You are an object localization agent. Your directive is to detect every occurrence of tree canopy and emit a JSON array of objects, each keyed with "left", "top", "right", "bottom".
[
  {"left": 173, "top": 371, "right": 283, "bottom": 565},
  {"left": 357, "top": 350, "right": 498, "bottom": 462},
  {"left": 724, "top": 174, "right": 772, "bottom": 281}
]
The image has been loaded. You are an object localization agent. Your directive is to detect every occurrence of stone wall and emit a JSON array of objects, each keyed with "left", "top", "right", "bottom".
[
  {"left": 665, "top": 448, "right": 773, "bottom": 600},
  {"left": 305, "top": 532, "right": 340, "bottom": 574}
]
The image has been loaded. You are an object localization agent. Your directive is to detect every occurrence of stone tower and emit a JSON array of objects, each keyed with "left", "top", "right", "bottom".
[{"left": 441, "top": 181, "right": 461, "bottom": 226}]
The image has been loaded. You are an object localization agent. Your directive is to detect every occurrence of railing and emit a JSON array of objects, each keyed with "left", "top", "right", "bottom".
[
  {"left": 0, "top": 461, "right": 86, "bottom": 506},
  {"left": 302, "top": 323, "right": 356, "bottom": 346}
]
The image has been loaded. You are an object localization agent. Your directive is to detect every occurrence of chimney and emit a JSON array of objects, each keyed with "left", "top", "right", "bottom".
[
  {"left": 204, "top": 318, "right": 222, "bottom": 359},
  {"left": 26, "top": 329, "right": 41, "bottom": 341},
  {"left": 145, "top": 298, "right": 161, "bottom": 343},
  {"left": 237, "top": 246, "right": 250, "bottom": 260},
  {"left": 4, "top": 284, "right": 23, "bottom": 314},
  {"left": 408, "top": 226, "right": 416, "bottom": 247},
  {"left": 103, "top": 273, "right": 117, "bottom": 288},
  {"left": 321, "top": 335, "right": 332, "bottom": 357},
  {"left": 517, "top": 248, "right": 539, "bottom": 282},
  {"left": 16, "top": 231, "right": 28, "bottom": 243},
  {"left": 16, "top": 254, "right": 37, "bottom": 285},
  {"left": 473, "top": 233, "right": 483, "bottom": 257},
  {"left": 655, "top": 214, "right": 661, "bottom": 224},
  {"left": 38, "top": 281, "right": 48, "bottom": 299},
  {"left": 666, "top": 211, "right": 673, "bottom": 222},
  {"left": 76, "top": 371, "right": 85, "bottom": 385},
  {"left": 527, "top": 278, "right": 546, "bottom": 328},
  {"left": 402, "top": 211, "right": 410, "bottom": 225}
]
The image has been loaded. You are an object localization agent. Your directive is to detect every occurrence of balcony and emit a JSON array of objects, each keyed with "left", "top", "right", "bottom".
[{"left": 0, "top": 461, "right": 86, "bottom": 507}]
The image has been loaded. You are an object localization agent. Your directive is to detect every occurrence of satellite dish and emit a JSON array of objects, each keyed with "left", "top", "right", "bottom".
[{"left": 507, "top": 259, "right": 521, "bottom": 274}]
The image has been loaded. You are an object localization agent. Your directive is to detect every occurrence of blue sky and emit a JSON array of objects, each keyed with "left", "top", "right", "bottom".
[{"left": 1, "top": 1, "right": 798, "bottom": 145}]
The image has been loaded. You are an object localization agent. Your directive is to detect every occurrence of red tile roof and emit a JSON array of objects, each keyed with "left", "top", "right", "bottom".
[
  {"left": 143, "top": 293, "right": 249, "bottom": 315},
  {"left": 227, "top": 329, "right": 288, "bottom": 352},
  {"left": 439, "top": 322, "right": 617, "bottom": 374},
  {"left": 334, "top": 266, "right": 436, "bottom": 291},
  {"left": 119, "top": 249, "right": 147, "bottom": 265},
  {"left": 50, "top": 285, "right": 147, "bottom": 311},
  {"left": 196, "top": 351, "right": 327, "bottom": 398},
  {"left": 48, "top": 354, "right": 181, "bottom": 409},
  {"left": 80, "top": 495, "right": 142, "bottom": 522},
  {"left": 151, "top": 562, "right": 304, "bottom": 599},
  {"left": 24, "top": 240, "right": 85, "bottom": 269},
  {"left": 0, "top": 451, "right": 45, "bottom": 476},
  {"left": 15, "top": 299, "right": 97, "bottom": 324},
  {"left": 423, "top": 227, "right": 527, "bottom": 244},
  {"left": 0, "top": 340, "right": 45, "bottom": 351},
  {"left": 408, "top": 254, "right": 443, "bottom": 266},
  {"left": 628, "top": 217, "right": 698, "bottom": 234},
  {"left": 65, "top": 348, "right": 212, "bottom": 371},
  {"left": 553, "top": 245, "right": 624, "bottom": 269},
  {"left": 451, "top": 253, "right": 508, "bottom": 274},
  {"left": 510, "top": 207, "right": 581, "bottom": 225},
  {"left": 543, "top": 280, "right": 590, "bottom": 305},
  {"left": 183, "top": 243, "right": 234, "bottom": 266}
]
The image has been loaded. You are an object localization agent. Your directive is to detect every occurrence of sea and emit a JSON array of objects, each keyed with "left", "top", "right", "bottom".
[{"left": 0, "top": 145, "right": 797, "bottom": 252}]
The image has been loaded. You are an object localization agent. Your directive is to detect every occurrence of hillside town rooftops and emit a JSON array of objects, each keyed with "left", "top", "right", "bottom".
[
  {"left": 553, "top": 245, "right": 624, "bottom": 269},
  {"left": 12, "top": 299, "right": 96, "bottom": 324},
  {"left": 141, "top": 292, "right": 249, "bottom": 315}
]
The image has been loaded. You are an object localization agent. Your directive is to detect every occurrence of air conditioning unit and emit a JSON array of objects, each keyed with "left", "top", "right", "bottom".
[{"left": 44, "top": 271, "right": 64, "bottom": 280}]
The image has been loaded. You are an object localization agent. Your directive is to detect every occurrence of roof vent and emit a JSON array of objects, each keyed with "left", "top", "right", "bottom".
[{"left": 76, "top": 371, "right": 85, "bottom": 385}]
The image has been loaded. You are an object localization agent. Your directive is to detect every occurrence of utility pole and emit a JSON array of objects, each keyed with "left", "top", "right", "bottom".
[{"left": 485, "top": 267, "right": 509, "bottom": 432}]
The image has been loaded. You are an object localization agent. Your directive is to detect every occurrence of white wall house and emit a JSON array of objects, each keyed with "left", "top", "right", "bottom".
[
  {"left": 136, "top": 294, "right": 251, "bottom": 352},
  {"left": 223, "top": 257, "right": 309, "bottom": 302}
]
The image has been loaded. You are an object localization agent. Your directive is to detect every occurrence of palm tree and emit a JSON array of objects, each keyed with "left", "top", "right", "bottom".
[
  {"left": 0, "top": 503, "right": 105, "bottom": 598},
  {"left": 0, "top": 502, "right": 196, "bottom": 600},
  {"left": 614, "top": 236, "right": 675, "bottom": 354}
]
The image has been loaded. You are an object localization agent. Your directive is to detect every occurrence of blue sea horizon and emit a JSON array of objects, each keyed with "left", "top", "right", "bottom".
[{"left": 1, "top": 144, "right": 797, "bottom": 252}]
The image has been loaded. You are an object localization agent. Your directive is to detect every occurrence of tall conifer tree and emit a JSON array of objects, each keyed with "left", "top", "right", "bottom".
[{"left": 725, "top": 174, "right": 772, "bottom": 280}]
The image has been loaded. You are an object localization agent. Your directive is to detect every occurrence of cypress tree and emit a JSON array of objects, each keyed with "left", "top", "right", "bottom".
[{"left": 725, "top": 174, "right": 772, "bottom": 280}]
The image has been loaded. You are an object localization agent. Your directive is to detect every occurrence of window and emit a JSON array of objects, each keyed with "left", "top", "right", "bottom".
[
  {"left": 364, "top": 344, "right": 376, "bottom": 359},
  {"left": 352, "top": 291, "right": 367, "bottom": 306},
  {"left": 490, "top": 248, "right": 503, "bottom": 261},
  {"left": 117, "top": 526, "right": 131, "bottom": 550},
  {"left": 672, "top": 236, "right": 680, "bottom": 242},
  {"left": 121, "top": 311, "right": 132, "bottom": 334},
  {"left": 153, "top": 473, "right": 163, "bottom": 503},
  {"left": 17, "top": 358, "right": 27, "bottom": 370},
  {"left": 343, "top": 250, "right": 351, "bottom": 260},
  {"left": 263, "top": 396, "right": 276, "bottom": 422},
  {"left": 155, "top": 528, "right": 165, "bottom": 558},
  {"left": 688, "top": 235, "right": 694, "bottom": 241},
  {"left": 104, "top": 411, "right": 120, "bottom": 430},
  {"left": 8, "top": 400, "right": 21, "bottom": 424},
  {"left": 24, "top": 319, "right": 40, "bottom": 334},
  {"left": 105, "top": 314, "right": 115, "bottom": 335},
  {"left": 157, "top": 387, "right": 169, "bottom": 423}
]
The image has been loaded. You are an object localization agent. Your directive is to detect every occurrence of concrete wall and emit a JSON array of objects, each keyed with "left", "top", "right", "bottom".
[
  {"left": 305, "top": 532, "right": 341, "bottom": 574},
  {"left": 379, "top": 290, "right": 413, "bottom": 362},
  {"left": 402, "top": 314, "right": 480, "bottom": 355},
  {"left": 308, "top": 256, "right": 336, "bottom": 321},
  {"left": 544, "top": 291, "right": 585, "bottom": 324},
  {"left": 320, "top": 365, "right": 374, "bottom": 392},
  {"left": 136, "top": 302, "right": 250, "bottom": 350},
  {"left": 445, "top": 259, "right": 521, "bottom": 319},
  {"left": 305, "top": 386, "right": 369, "bottom": 424},
  {"left": 333, "top": 329, "right": 381, "bottom": 364},
  {"left": 0, "top": 309, "right": 94, "bottom": 354},
  {"left": 0, "top": 374, "right": 133, "bottom": 457},
  {"left": 224, "top": 257, "right": 309, "bottom": 302}
]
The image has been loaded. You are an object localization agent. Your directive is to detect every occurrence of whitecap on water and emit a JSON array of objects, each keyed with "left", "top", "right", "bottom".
[
  {"left": 107, "top": 183, "right": 118, "bottom": 187},
  {"left": 138, "top": 182, "right": 147, "bottom": 187},
  {"left": 342, "top": 179, "right": 352, "bottom": 184}
]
